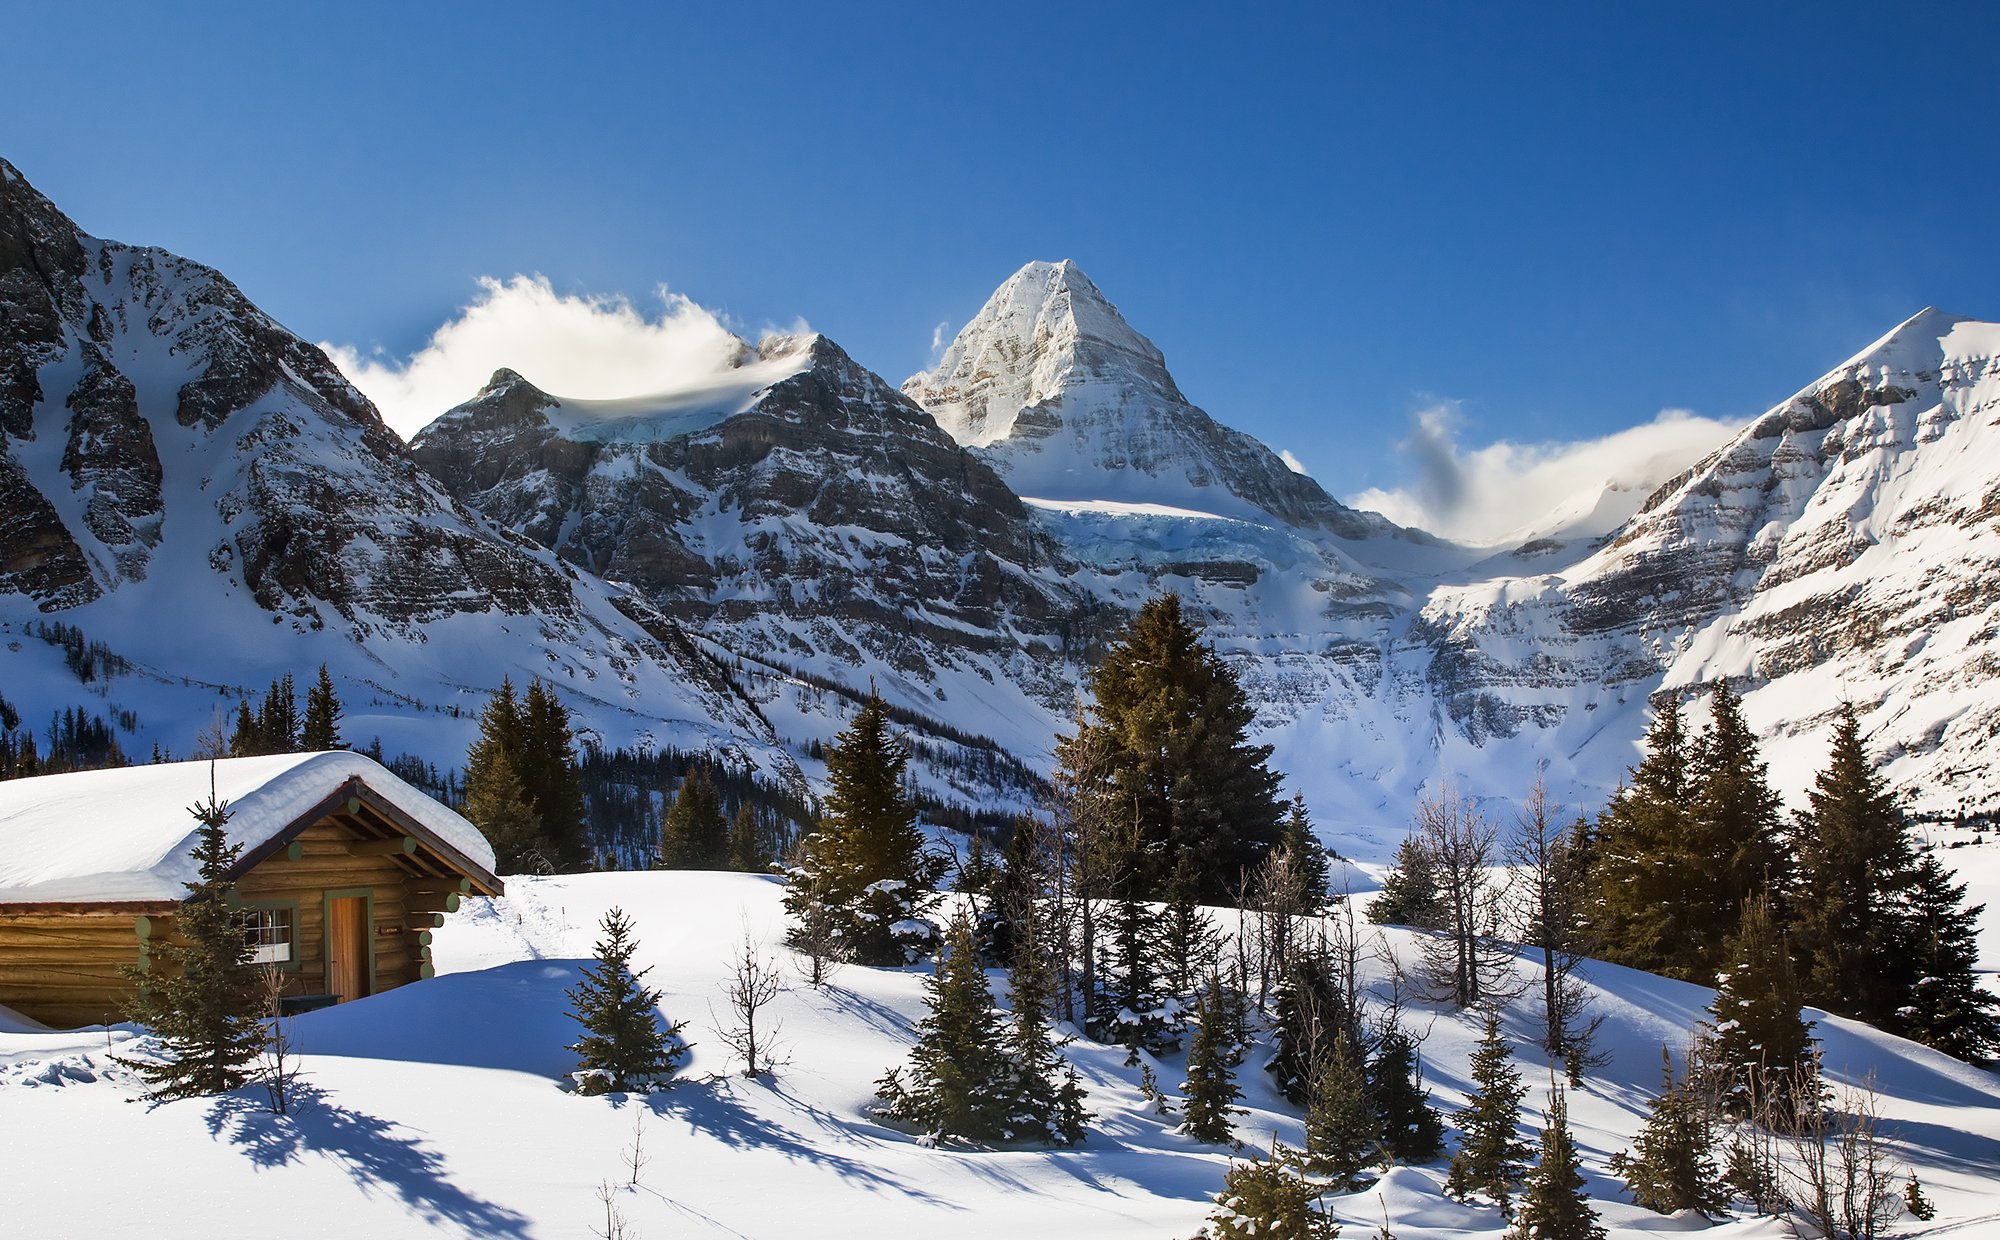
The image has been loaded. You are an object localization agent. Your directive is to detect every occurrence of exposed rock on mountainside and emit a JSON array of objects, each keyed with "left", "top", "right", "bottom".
[{"left": 0, "top": 158, "right": 790, "bottom": 781}]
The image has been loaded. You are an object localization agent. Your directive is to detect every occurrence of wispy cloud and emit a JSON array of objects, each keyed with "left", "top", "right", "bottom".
[
  {"left": 1278, "top": 448, "right": 1309, "bottom": 475},
  {"left": 1345, "top": 404, "right": 1739, "bottom": 544},
  {"left": 323, "top": 276, "right": 799, "bottom": 440}
]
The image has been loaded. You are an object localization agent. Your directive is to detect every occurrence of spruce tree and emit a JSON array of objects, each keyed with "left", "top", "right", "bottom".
[
  {"left": 1608, "top": 1049, "right": 1726, "bottom": 1217},
  {"left": 565, "top": 907, "right": 686, "bottom": 1094},
  {"left": 463, "top": 680, "right": 549, "bottom": 873},
  {"left": 123, "top": 783, "right": 266, "bottom": 1098},
  {"left": 1279, "top": 793, "right": 1333, "bottom": 915},
  {"left": 784, "top": 691, "right": 936, "bottom": 966},
  {"left": 1088, "top": 892, "right": 1177, "bottom": 1056},
  {"left": 1898, "top": 847, "right": 2000, "bottom": 1059},
  {"left": 1704, "top": 894, "right": 1817, "bottom": 1122},
  {"left": 728, "top": 802, "right": 768, "bottom": 872},
  {"left": 1304, "top": 1030, "right": 1380, "bottom": 1190},
  {"left": 1001, "top": 909, "right": 1089, "bottom": 1145},
  {"left": 659, "top": 764, "right": 729, "bottom": 869},
  {"left": 1180, "top": 973, "right": 1244, "bottom": 1145},
  {"left": 301, "top": 664, "right": 343, "bottom": 751},
  {"left": 1681, "top": 681, "right": 1786, "bottom": 975},
  {"left": 1369, "top": 833, "right": 1442, "bottom": 929},
  {"left": 1062, "top": 593, "right": 1284, "bottom": 903},
  {"left": 1195, "top": 1141, "right": 1340, "bottom": 1240},
  {"left": 1446, "top": 1013, "right": 1532, "bottom": 1210},
  {"left": 875, "top": 909, "right": 1012, "bottom": 1143},
  {"left": 1509, "top": 1086, "right": 1604, "bottom": 1240},
  {"left": 1588, "top": 698, "right": 1693, "bottom": 976},
  {"left": 520, "top": 679, "right": 589, "bottom": 869},
  {"left": 1269, "top": 940, "right": 1349, "bottom": 1106},
  {"left": 1367, "top": 1028, "right": 1445, "bottom": 1163}
]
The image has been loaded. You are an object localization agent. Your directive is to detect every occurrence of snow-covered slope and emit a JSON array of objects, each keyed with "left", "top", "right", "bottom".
[
  {"left": 0, "top": 158, "right": 793, "bottom": 784},
  {"left": 2, "top": 871, "right": 1995, "bottom": 1237}
]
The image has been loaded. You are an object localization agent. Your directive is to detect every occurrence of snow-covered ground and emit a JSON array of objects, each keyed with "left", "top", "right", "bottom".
[{"left": 3, "top": 870, "right": 1996, "bottom": 1238}]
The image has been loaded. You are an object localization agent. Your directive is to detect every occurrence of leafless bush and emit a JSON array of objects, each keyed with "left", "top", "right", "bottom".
[{"left": 716, "top": 924, "right": 786, "bottom": 1076}]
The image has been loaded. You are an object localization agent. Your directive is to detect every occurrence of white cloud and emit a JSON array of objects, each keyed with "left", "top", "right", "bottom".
[
  {"left": 323, "top": 275, "right": 791, "bottom": 440},
  {"left": 1278, "top": 448, "right": 1310, "bottom": 475},
  {"left": 1345, "top": 404, "right": 1740, "bottom": 545},
  {"left": 929, "top": 320, "right": 952, "bottom": 365}
]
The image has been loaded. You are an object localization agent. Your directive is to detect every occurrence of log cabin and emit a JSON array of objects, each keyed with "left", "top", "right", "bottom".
[{"left": 0, "top": 751, "right": 503, "bottom": 1029}]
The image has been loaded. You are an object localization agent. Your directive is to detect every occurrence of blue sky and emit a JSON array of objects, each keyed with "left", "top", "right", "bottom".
[{"left": 6, "top": 1, "right": 1997, "bottom": 524}]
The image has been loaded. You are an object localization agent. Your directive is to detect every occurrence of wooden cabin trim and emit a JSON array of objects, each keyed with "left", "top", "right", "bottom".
[
  {"left": 321, "top": 886, "right": 377, "bottom": 1001},
  {"left": 0, "top": 900, "right": 178, "bottom": 916},
  {"left": 349, "top": 783, "right": 503, "bottom": 896}
]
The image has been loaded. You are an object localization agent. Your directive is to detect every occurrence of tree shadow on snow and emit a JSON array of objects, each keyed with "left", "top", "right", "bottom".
[
  {"left": 205, "top": 1084, "right": 531, "bottom": 1237},
  {"left": 295, "top": 958, "right": 591, "bottom": 1077},
  {"left": 644, "top": 1077, "right": 948, "bottom": 1206}
]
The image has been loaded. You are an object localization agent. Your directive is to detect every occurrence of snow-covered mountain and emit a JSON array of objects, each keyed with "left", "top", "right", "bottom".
[
  {"left": 905, "top": 260, "right": 1399, "bottom": 540},
  {"left": 10, "top": 152, "right": 2000, "bottom": 840},
  {"left": 0, "top": 158, "right": 793, "bottom": 784}
]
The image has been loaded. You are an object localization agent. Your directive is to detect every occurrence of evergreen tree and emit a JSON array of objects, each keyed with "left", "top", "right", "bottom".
[
  {"left": 784, "top": 691, "right": 937, "bottom": 966},
  {"left": 1269, "top": 940, "right": 1351, "bottom": 1106},
  {"left": 1001, "top": 908, "right": 1089, "bottom": 1145},
  {"left": 1194, "top": 1142, "right": 1340, "bottom": 1240},
  {"left": 1509, "top": 1087, "right": 1604, "bottom": 1240},
  {"left": 1304, "top": 1030, "right": 1380, "bottom": 1190},
  {"left": 462, "top": 680, "right": 549, "bottom": 873},
  {"left": 659, "top": 764, "right": 729, "bottom": 869},
  {"left": 122, "top": 784, "right": 266, "bottom": 1098},
  {"left": 1369, "top": 834, "right": 1442, "bottom": 929},
  {"left": 1279, "top": 793, "right": 1334, "bottom": 915},
  {"left": 1088, "top": 892, "right": 1177, "bottom": 1056},
  {"left": 1703, "top": 894, "right": 1817, "bottom": 1122},
  {"left": 566, "top": 908, "right": 686, "bottom": 1093},
  {"left": 1160, "top": 852, "right": 1225, "bottom": 999},
  {"left": 1180, "top": 973, "right": 1244, "bottom": 1145},
  {"left": 1588, "top": 698, "right": 1693, "bottom": 976},
  {"left": 1446, "top": 1013, "right": 1532, "bottom": 1211},
  {"left": 520, "top": 679, "right": 589, "bottom": 869},
  {"left": 728, "top": 802, "right": 768, "bottom": 872},
  {"left": 875, "top": 910, "right": 1013, "bottom": 1143},
  {"left": 1608, "top": 1049, "right": 1726, "bottom": 1217},
  {"left": 1366, "top": 1028, "right": 1445, "bottom": 1164},
  {"left": 1898, "top": 847, "right": 2000, "bottom": 1060},
  {"left": 1682, "top": 681, "right": 1786, "bottom": 973},
  {"left": 301, "top": 664, "right": 343, "bottom": 751},
  {"left": 1061, "top": 593, "right": 1284, "bottom": 904}
]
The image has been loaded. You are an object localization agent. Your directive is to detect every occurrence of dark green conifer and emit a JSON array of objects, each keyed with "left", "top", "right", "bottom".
[
  {"left": 1608, "top": 1049, "right": 1726, "bottom": 1217},
  {"left": 1195, "top": 1141, "right": 1339, "bottom": 1240},
  {"left": 875, "top": 910, "right": 1012, "bottom": 1143},
  {"left": 727, "top": 802, "right": 768, "bottom": 872},
  {"left": 1304, "top": 1031, "right": 1379, "bottom": 1190},
  {"left": 463, "top": 680, "right": 549, "bottom": 873},
  {"left": 565, "top": 906, "right": 686, "bottom": 1094},
  {"left": 1368, "top": 834, "right": 1441, "bottom": 929},
  {"left": 659, "top": 764, "right": 728, "bottom": 869},
  {"left": 122, "top": 783, "right": 266, "bottom": 1098},
  {"left": 1509, "top": 1087, "right": 1604, "bottom": 1240},
  {"left": 520, "top": 679, "right": 588, "bottom": 869},
  {"left": 1180, "top": 973, "right": 1244, "bottom": 1145},
  {"left": 301, "top": 664, "right": 343, "bottom": 751},
  {"left": 1367, "top": 1028, "right": 1445, "bottom": 1163},
  {"left": 1269, "top": 941, "right": 1351, "bottom": 1106},
  {"left": 784, "top": 691, "right": 937, "bottom": 965},
  {"left": 1065, "top": 593, "right": 1284, "bottom": 903},
  {"left": 1704, "top": 894, "right": 1817, "bottom": 1122},
  {"left": 1446, "top": 1013, "right": 1532, "bottom": 1211},
  {"left": 1279, "top": 793, "right": 1333, "bottom": 915},
  {"left": 1088, "top": 892, "right": 1176, "bottom": 1056},
  {"left": 1898, "top": 847, "right": 2000, "bottom": 1059},
  {"left": 1001, "top": 908, "right": 1089, "bottom": 1145}
]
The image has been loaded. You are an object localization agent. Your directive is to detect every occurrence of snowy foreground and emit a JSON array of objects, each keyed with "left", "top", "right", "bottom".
[{"left": 3, "top": 872, "right": 1998, "bottom": 1239}]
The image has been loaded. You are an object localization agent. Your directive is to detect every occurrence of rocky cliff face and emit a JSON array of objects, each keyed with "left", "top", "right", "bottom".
[
  {"left": 412, "top": 329, "right": 1102, "bottom": 773},
  {"left": 0, "top": 159, "right": 789, "bottom": 782}
]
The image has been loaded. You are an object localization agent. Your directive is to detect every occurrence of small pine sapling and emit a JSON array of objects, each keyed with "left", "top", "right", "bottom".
[
  {"left": 1446, "top": 1012, "right": 1532, "bottom": 1211},
  {"left": 566, "top": 907, "right": 687, "bottom": 1094},
  {"left": 1194, "top": 1139, "right": 1340, "bottom": 1240},
  {"left": 1180, "top": 973, "right": 1245, "bottom": 1145},
  {"left": 1608, "top": 1048, "right": 1726, "bottom": 1218},
  {"left": 1508, "top": 1085, "right": 1604, "bottom": 1240}
]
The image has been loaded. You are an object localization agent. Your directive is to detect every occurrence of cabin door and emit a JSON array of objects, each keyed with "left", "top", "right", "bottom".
[{"left": 327, "top": 896, "right": 372, "bottom": 1002}]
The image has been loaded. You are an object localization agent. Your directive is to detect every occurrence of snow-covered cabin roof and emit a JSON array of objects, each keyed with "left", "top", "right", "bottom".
[{"left": 0, "top": 752, "right": 498, "bottom": 906}]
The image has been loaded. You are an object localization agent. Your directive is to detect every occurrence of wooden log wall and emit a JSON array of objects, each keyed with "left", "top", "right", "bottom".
[
  {"left": 233, "top": 820, "right": 438, "bottom": 995},
  {"left": 0, "top": 912, "right": 147, "bottom": 1029}
]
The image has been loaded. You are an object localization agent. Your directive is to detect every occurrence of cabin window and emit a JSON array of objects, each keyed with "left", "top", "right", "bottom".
[{"left": 242, "top": 906, "right": 294, "bottom": 965}]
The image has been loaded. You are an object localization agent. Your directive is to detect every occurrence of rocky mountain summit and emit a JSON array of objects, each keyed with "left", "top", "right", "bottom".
[{"left": 0, "top": 158, "right": 790, "bottom": 780}]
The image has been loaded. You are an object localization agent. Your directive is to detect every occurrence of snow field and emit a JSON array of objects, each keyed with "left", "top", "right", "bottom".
[{"left": 3, "top": 870, "right": 1997, "bottom": 1238}]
